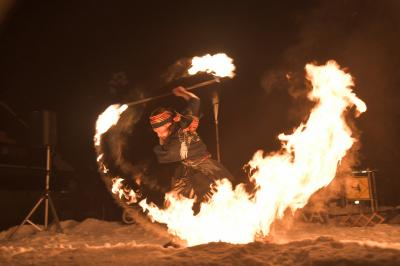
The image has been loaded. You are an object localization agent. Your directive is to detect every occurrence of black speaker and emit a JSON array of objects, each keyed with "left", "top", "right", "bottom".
[{"left": 30, "top": 110, "right": 57, "bottom": 147}]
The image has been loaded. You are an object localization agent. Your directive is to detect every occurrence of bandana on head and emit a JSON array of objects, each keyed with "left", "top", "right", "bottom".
[{"left": 150, "top": 110, "right": 173, "bottom": 128}]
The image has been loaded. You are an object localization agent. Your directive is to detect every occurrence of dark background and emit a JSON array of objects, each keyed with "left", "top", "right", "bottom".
[{"left": 0, "top": 0, "right": 399, "bottom": 229}]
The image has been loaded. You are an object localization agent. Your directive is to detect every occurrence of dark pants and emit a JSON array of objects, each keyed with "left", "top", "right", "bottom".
[{"left": 171, "top": 158, "right": 232, "bottom": 214}]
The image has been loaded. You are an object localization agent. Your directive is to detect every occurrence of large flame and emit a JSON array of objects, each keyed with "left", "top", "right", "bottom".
[
  {"left": 188, "top": 53, "right": 236, "bottom": 78},
  {"left": 140, "top": 60, "right": 367, "bottom": 246}
]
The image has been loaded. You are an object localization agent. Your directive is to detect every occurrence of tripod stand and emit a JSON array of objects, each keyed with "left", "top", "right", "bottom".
[{"left": 8, "top": 145, "right": 63, "bottom": 240}]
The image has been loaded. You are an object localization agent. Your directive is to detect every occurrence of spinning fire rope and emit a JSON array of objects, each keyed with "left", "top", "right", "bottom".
[
  {"left": 94, "top": 53, "right": 235, "bottom": 148},
  {"left": 93, "top": 53, "right": 236, "bottom": 215},
  {"left": 94, "top": 55, "right": 367, "bottom": 247}
]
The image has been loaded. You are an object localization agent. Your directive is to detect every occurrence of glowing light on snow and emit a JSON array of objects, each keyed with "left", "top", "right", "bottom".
[
  {"left": 188, "top": 53, "right": 236, "bottom": 78},
  {"left": 140, "top": 60, "right": 367, "bottom": 246}
]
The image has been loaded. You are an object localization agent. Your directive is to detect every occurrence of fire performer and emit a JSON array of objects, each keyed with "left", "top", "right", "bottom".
[{"left": 149, "top": 86, "right": 232, "bottom": 215}]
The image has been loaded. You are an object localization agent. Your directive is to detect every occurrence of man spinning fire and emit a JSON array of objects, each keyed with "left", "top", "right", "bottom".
[{"left": 149, "top": 86, "right": 232, "bottom": 215}]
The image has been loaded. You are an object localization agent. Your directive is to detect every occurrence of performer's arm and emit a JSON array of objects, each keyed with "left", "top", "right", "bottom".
[{"left": 172, "top": 86, "right": 200, "bottom": 117}]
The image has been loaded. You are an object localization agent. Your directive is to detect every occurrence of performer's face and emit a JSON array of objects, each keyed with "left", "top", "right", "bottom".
[{"left": 153, "top": 122, "right": 172, "bottom": 139}]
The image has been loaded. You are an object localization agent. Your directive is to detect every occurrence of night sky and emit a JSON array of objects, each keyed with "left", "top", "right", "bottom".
[{"left": 0, "top": 0, "right": 399, "bottom": 216}]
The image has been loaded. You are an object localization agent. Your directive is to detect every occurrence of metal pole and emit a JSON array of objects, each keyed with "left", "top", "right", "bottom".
[
  {"left": 366, "top": 169, "right": 376, "bottom": 213},
  {"left": 371, "top": 170, "right": 379, "bottom": 211},
  {"left": 126, "top": 77, "right": 220, "bottom": 107},
  {"left": 44, "top": 145, "right": 51, "bottom": 229},
  {"left": 212, "top": 91, "right": 221, "bottom": 162}
]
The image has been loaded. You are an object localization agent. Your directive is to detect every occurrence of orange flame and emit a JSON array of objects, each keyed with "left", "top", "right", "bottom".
[
  {"left": 94, "top": 104, "right": 128, "bottom": 146},
  {"left": 111, "top": 177, "right": 138, "bottom": 204},
  {"left": 188, "top": 53, "right": 236, "bottom": 78},
  {"left": 140, "top": 60, "right": 367, "bottom": 246},
  {"left": 94, "top": 104, "right": 139, "bottom": 203}
]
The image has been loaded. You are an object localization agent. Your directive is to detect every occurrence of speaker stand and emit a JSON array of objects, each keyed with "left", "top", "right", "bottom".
[{"left": 7, "top": 145, "right": 63, "bottom": 240}]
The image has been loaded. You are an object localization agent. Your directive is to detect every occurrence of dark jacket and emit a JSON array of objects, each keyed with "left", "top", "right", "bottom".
[{"left": 153, "top": 97, "right": 210, "bottom": 163}]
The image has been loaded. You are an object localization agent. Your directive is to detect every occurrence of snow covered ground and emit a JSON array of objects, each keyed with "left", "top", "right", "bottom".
[{"left": 1, "top": 218, "right": 400, "bottom": 266}]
